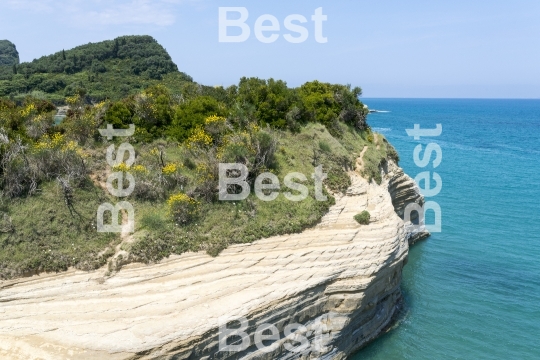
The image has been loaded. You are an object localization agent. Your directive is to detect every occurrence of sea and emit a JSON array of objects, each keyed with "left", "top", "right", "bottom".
[{"left": 350, "top": 99, "right": 540, "bottom": 360}]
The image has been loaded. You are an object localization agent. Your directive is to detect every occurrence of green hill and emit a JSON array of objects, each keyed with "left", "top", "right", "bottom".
[
  {"left": 0, "top": 36, "right": 398, "bottom": 280},
  {"left": 0, "top": 40, "right": 19, "bottom": 66},
  {"left": 0, "top": 36, "right": 193, "bottom": 103}
]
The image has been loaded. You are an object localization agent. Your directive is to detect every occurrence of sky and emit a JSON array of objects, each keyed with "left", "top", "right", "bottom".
[{"left": 1, "top": 0, "right": 539, "bottom": 98}]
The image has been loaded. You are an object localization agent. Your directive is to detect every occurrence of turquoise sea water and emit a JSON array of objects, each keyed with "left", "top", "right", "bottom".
[{"left": 351, "top": 99, "right": 540, "bottom": 360}]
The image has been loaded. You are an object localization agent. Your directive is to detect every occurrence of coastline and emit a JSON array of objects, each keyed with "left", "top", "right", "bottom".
[{"left": 0, "top": 158, "right": 428, "bottom": 359}]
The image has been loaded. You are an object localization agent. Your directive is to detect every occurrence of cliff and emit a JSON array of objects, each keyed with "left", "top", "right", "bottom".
[
  {"left": 387, "top": 161, "right": 431, "bottom": 245},
  {"left": 0, "top": 160, "right": 428, "bottom": 359}
]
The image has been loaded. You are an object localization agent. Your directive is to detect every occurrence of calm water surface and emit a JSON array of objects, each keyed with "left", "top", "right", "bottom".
[{"left": 351, "top": 99, "right": 540, "bottom": 360}]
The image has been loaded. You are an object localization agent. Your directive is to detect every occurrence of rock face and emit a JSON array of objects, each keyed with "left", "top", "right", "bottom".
[
  {"left": 0, "top": 161, "right": 427, "bottom": 360},
  {"left": 387, "top": 161, "right": 431, "bottom": 245}
]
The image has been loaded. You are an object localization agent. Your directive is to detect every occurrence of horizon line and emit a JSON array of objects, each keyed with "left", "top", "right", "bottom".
[{"left": 360, "top": 97, "right": 540, "bottom": 100}]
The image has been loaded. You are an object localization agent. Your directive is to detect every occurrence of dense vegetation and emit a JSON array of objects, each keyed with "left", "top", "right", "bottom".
[
  {"left": 0, "top": 36, "right": 192, "bottom": 103},
  {"left": 0, "top": 38, "right": 399, "bottom": 279},
  {"left": 0, "top": 40, "right": 19, "bottom": 66}
]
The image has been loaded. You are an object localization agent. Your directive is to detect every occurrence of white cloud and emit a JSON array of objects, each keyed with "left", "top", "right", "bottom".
[
  {"left": 5, "top": 0, "right": 55, "bottom": 12},
  {"left": 74, "top": 1, "right": 176, "bottom": 27},
  {"left": 6, "top": 0, "right": 195, "bottom": 27}
]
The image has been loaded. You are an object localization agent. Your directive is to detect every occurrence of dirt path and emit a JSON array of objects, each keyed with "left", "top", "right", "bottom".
[
  {"left": 90, "top": 169, "right": 134, "bottom": 272},
  {"left": 356, "top": 145, "right": 369, "bottom": 172}
]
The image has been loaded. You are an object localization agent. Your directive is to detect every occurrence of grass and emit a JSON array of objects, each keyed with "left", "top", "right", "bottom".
[
  {"left": 125, "top": 123, "right": 346, "bottom": 261},
  {"left": 0, "top": 181, "right": 119, "bottom": 279},
  {"left": 139, "top": 211, "right": 169, "bottom": 231},
  {"left": 1, "top": 123, "right": 394, "bottom": 277},
  {"left": 360, "top": 133, "right": 397, "bottom": 185}
]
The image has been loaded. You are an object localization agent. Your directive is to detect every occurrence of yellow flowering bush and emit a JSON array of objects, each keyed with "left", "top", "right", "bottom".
[
  {"left": 167, "top": 193, "right": 200, "bottom": 224},
  {"left": 66, "top": 95, "right": 81, "bottom": 105},
  {"left": 132, "top": 165, "right": 149, "bottom": 174},
  {"left": 63, "top": 140, "right": 86, "bottom": 157},
  {"left": 195, "top": 162, "right": 215, "bottom": 179},
  {"left": 60, "top": 106, "right": 99, "bottom": 145},
  {"left": 112, "top": 163, "right": 148, "bottom": 174},
  {"left": 249, "top": 123, "right": 260, "bottom": 133},
  {"left": 204, "top": 115, "right": 229, "bottom": 145},
  {"left": 205, "top": 115, "right": 227, "bottom": 125},
  {"left": 33, "top": 133, "right": 74, "bottom": 152},
  {"left": 0, "top": 100, "right": 11, "bottom": 111},
  {"left": 94, "top": 101, "right": 108, "bottom": 110},
  {"left": 112, "top": 162, "right": 131, "bottom": 173},
  {"left": 27, "top": 133, "right": 88, "bottom": 188},
  {"left": 162, "top": 163, "right": 178, "bottom": 175},
  {"left": 216, "top": 142, "right": 228, "bottom": 160},
  {"left": 25, "top": 113, "right": 54, "bottom": 139},
  {"left": 31, "top": 113, "right": 45, "bottom": 123},
  {"left": 143, "top": 84, "right": 168, "bottom": 99},
  {"left": 186, "top": 127, "right": 213, "bottom": 149},
  {"left": 20, "top": 104, "right": 36, "bottom": 118}
]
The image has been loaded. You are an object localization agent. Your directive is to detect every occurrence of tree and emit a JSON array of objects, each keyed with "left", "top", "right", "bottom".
[
  {"left": 167, "top": 96, "right": 224, "bottom": 141},
  {"left": 112, "top": 39, "right": 119, "bottom": 57},
  {"left": 104, "top": 102, "right": 132, "bottom": 128},
  {"left": 0, "top": 40, "right": 19, "bottom": 66},
  {"left": 298, "top": 81, "right": 340, "bottom": 125},
  {"left": 236, "top": 77, "right": 296, "bottom": 128}
]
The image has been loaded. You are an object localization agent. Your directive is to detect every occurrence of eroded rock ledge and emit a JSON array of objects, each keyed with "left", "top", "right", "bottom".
[
  {"left": 0, "top": 161, "right": 428, "bottom": 360},
  {"left": 387, "top": 161, "right": 431, "bottom": 245}
]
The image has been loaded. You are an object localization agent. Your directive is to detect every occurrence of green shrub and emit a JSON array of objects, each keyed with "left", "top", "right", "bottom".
[
  {"left": 167, "top": 96, "right": 224, "bottom": 141},
  {"left": 325, "top": 163, "right": 351, "bottom": 193},
  {"left": 354, "top": 210, "right": 371, "bottom": 225},
  {"left": 219, "top": 128, "right": 278, "bottom": 183},
  {"left": 236, "top": 77, "right": 296, "bottom": 129},
  {"left": 183, "top": 156, "right": 196, "bottom": 170},
  {"left": 361, "top": 144, "right": 387, "bottom": 185},
  {"left": 385, "top": 139, "right": 400, "bottom": 163},
  {"left": 104, "top": 101, "right": 132, "bottom": 128},
  {"left": 168, "top": 193, "right": 200, "bottom": 224},
  {"left": 318, "top": 140, "right": 331, "bottom": 153}
]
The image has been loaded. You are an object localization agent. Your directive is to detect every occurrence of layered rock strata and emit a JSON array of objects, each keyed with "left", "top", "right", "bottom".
[
  {"left": 0, "top": 160, "right": 427, "bottom": 359},
  {"left": 386, "top": 161, "right": 430, "bottom": 245}
]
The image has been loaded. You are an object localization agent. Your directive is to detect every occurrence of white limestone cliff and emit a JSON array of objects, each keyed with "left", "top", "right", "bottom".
[{"left": 0, "top": 160, "right": 428, "bottom": 359}]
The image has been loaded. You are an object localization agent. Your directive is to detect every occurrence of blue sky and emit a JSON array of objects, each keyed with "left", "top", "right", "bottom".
[{"left": 1, "top": 0, "right": 539, "bottom": 98}]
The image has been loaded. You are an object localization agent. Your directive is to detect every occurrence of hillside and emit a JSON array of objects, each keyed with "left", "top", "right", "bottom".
[
  {"left": 0, "top": 36, "right": 193, "bottom": 103},
  {"left": 0, "top": 36, "right": 402, "bottom": 280},
  {"left": 0, "top": 40, "right": 19, "bottom": 66}
]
